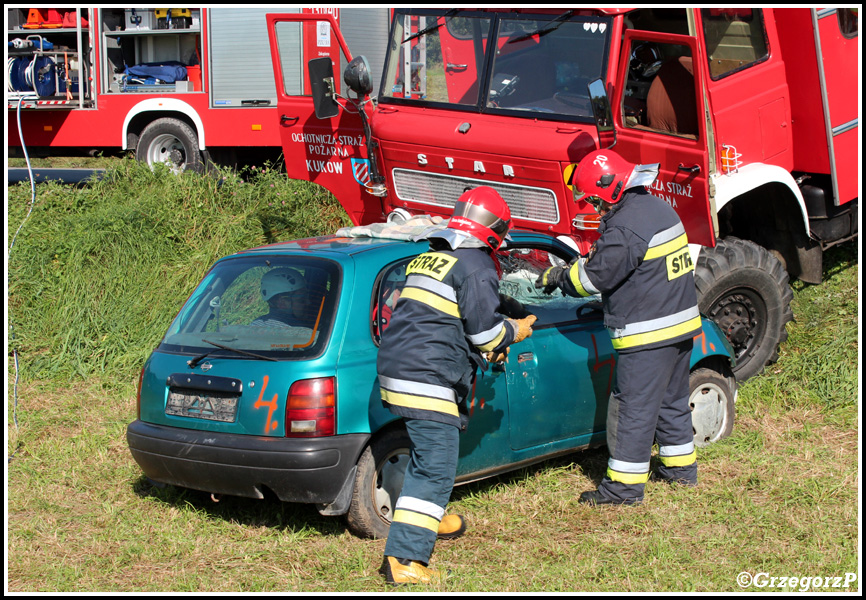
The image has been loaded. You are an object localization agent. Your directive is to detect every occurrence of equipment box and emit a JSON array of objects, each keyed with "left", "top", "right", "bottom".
[{"left": 125, "top": 8, "right": 156, "bottom": 31}]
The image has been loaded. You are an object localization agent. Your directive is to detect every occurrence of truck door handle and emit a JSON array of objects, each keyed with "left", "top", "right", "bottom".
[
  {"left": 678, "top": 163, "right": 701, "bottom": 173},
  {"left": 280, "top": 115, "right": 299, "bottom": 126},
  {"left": 446, "top": 63, "right": 468, "bottom": 70}
]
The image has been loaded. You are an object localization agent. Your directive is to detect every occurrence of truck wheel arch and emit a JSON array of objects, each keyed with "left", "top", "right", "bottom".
[
  {"left": 121, "top": 99, "right": 206, "bottom": 151},
  {"left": 712, "top": 163, "right": 810, "bottom": 242},
  {"left": 709, "top": 162, "right": 821, "bottom": 283}
]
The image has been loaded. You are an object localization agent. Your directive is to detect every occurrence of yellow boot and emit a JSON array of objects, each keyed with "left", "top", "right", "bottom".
[
  {"left": 379, "top": 556, "right": 443, "bottom": 585},
  {"left": 437, "top": 514, "right": 466, "bottom": 540}
]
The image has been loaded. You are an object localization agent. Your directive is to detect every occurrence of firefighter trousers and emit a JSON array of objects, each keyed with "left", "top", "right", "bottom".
[
  {"left": 383, "top": 418, "right": 460, "bottom": 564},
  {"left": 599, "top": 339, "right": 697, "bottom": 502}
]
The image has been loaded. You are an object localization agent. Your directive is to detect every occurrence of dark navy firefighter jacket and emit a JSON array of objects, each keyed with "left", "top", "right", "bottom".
[
  {"left": 552, "top": 188, "right": 701, "bottom": 352},
  {"left": 377, "top": 243, "right": 520, "bottom": 429}
]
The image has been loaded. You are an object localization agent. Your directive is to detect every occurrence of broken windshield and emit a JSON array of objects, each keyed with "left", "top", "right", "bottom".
[{"left": 381, "top": 10, "right": 612, "bottom": 121}]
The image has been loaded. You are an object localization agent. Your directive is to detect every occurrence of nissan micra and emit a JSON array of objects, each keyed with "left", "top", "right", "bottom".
[{"left": 127, "top": 228, "right": 737, "bottom": 538}]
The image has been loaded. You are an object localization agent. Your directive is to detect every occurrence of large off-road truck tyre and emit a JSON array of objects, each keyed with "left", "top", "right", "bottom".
[
  {"left": 137, "top": 117, "right": 204, "bottom": 174},
  {"left": 694, "top": 237, "right": 794, "bottom": 381},
  {"left": 345, "top": 427, "right": 410, "bottom": 539}
]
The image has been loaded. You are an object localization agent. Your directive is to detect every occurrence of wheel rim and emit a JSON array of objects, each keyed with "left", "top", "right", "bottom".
[
  {"left": 373, "top": 448, "right": 409, "bottom": 525},
  {"left": 706, "top": 287, "right": 768, "bottom": 369},
  {"left": 690, "top": 381, "right": 729, "bottom": 447},
  {"left": 145, "top": 133, "right": 188, "bottom": 173}
]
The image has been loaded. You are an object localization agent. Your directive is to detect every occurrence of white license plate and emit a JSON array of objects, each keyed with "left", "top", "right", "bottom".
[{"left": 166, "top": 390, "right": 239, "bottom": 422}]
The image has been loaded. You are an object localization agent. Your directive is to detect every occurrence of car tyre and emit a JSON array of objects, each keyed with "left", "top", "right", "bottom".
[
  {"left": 689, "top": 359, "right": 736, "bottom": 447},
  {"left": 345, "top": 426, "right": 410, "bottom": 539}
]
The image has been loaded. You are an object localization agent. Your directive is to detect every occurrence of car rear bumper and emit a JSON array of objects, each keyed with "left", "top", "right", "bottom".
[{"left": 127, "top": 419, "right": 369, "bottom": 506}]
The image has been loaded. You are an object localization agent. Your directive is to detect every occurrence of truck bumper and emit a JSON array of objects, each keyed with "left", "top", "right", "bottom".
[{"left": 126, "top": 419, "right": 369, "bottom": 506}]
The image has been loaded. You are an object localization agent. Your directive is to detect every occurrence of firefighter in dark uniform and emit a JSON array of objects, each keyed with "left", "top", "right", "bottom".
[
  {"left": 377, "top": 186, "right": 537, "bottom": 584},
  {"left": 537, "top": 149, "right": 701, "bottom": 505}
]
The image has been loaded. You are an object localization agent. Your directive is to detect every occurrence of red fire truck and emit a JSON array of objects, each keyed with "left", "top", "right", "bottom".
[
  {"left": 7, "top": 7, "right": 389, "bottom": 171},
  {"left": 265, "top": 8, "right": 859, "bottom": 381}
]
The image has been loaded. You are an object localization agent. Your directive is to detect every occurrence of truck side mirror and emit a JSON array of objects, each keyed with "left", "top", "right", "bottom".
[
  {"left": 587, "top": 78, "right": 616, "bottom": 149},
  {"left": 309, "top": 57, "right": 340, "bottom": 119}
]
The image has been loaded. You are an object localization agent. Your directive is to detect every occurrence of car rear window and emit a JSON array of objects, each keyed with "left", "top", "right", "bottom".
[{"left": 160, "top": 255, "right": 341, "bottom": 360}]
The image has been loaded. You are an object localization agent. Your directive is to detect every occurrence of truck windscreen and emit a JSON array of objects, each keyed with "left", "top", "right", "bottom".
[{"left": 381, "top": 10, "right": 612, "bottom": 122}]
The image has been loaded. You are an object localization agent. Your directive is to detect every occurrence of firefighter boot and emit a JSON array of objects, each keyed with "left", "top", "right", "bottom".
[
  {"left": 579, "top": 489, "right": 642, "bottom": 506},
  {"left": 437, "top": 514, "right": 466, "bottom": 540},
  {"left": 379, "top": 556, "right": 443, "bottom": 585}
]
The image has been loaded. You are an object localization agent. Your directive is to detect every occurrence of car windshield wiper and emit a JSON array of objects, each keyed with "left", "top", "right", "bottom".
[
  {"left": 187, "top": 339, "right": 278, "bottom": 368},
  {"left": 508, "top": 10, "right": 574, "bottom": 44},
  {"left": 403, "top": 8, "right": 460, "bottom": 44}
]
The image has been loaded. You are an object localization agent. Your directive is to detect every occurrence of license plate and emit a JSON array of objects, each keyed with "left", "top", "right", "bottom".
[{"left": 166, "top": 390, "right": 239, "bottom": 422}]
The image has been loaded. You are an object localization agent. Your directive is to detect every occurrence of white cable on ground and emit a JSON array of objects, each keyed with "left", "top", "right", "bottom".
[{"left": 8, "top": 94, "right": 39, "bottom": 463}]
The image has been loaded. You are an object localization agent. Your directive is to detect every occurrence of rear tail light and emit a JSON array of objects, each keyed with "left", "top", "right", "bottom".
[{"left": 286, "top": 377, "right": 335, "bottom": 437}]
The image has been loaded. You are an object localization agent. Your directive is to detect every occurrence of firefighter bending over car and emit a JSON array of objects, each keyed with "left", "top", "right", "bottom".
[
  {"left": 537, "top": 149, "right": 700, "bottom": 506},
  {"left": 377, "top": 187, "right": 537, "bottom": 584}
]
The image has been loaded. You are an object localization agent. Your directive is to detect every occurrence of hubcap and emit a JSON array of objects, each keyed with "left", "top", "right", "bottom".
[
  {"left": 374, "top": 449, "right": 409, "bottom": 524},
  {"left": 690, "top": 381, "right": 728, "bottom": 447}
]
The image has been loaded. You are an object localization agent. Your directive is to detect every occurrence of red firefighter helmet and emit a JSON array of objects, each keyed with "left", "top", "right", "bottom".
[
  {"left": 572, "top": 149, "right": 637, "bottom": 207},
  {"left": 447, "top": 186, "right": 512, "bottom": 250}
]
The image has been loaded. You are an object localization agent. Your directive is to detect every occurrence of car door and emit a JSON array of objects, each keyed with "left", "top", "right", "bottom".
[
  {"left": 265, "top": 12, "right": 381, "bottom": 226},
  {"left": 495, "top": 241, "right": 616, "bottom": 451},
  {"left": 612, "top": 30, "right": 715, "bottom": 247}
]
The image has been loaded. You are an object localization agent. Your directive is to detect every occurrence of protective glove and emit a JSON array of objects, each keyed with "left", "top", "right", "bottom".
[
  {"left": 535, "top": 266, "right": 565, "bottom": 295},
  {"left": 485, "top": 346, "right": 510, "bottom": 364},
  {"left": 509, "top": 314, "right": 537, "bottom": 343}
]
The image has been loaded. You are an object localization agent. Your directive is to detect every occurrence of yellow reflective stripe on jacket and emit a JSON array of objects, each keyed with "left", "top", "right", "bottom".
[
  {"left": 471, "top": 323, "right": 507, "bottom": 352},
  {"left": 399, "top": 287, "right": 461, "bottom": 318},
  {"left": 380, "top": 388, "right": 460, "bottom": 418},
  {"left": 392, "top": 509, "right": 441, "bottom": 533},
  {"left": 644, "top": 232, "right": 689, "bottom": 261},
  {"left": 611, "top": 315, "right": 702, "bottom": 350},
  {"left": 568, "top": 258, "right": 600, "bottom": 297}
]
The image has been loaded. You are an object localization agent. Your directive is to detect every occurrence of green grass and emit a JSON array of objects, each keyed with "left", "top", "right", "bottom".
[{"left": 5, "top": 162, "right": 860, "bottom": 592}]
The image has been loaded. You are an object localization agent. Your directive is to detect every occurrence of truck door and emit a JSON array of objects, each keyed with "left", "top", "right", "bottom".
[
  {"left": 266, "top": 12, "right": 382, "bottom": 226},
  {"left": 611, "top": 30, "right": 715, "bottom": 247},
  {"left": 814, "top": 8, "right": 859, "bottom": 205}
]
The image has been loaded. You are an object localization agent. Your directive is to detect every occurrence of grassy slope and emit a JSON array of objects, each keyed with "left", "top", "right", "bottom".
[{"left": 6, "top": 161, "right": 860, "bottom": 592}]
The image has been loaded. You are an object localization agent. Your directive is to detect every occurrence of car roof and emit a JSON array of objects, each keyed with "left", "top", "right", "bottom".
[{"left": 229, "top": 230, "right": 557, "bottom": 259}]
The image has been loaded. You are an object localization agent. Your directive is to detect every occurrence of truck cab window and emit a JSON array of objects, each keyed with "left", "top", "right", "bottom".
[
  {"left": 700, "top": 8, "right": 769, "bottom": 79},
  {"left": 623, "top": 41, "right": 698, "bottom": 138}
]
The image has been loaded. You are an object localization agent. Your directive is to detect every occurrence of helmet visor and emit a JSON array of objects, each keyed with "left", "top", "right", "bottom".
[{"left": 453, "top": 200, "right": 511, "bottom": 237}]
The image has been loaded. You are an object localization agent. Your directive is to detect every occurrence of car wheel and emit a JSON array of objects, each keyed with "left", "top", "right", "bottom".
[
  {"left": 137, "top": 117, "right": 204, "bottom": 174},
  {"left": 689, "top": 359, "right": 736, "bottom": 447},
  {"left": 345, "top": 427, "right": 410, "bottom": 539}
]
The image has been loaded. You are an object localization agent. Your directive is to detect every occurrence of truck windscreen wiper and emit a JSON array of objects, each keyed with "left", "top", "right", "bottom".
[
  {"left": 403, "top": 8, "right": 460, "bottom": 44},
  {"left": 187, "top": 339, "right": 278, "bottom": 368},
  {"left": 508, "top": 10, "right": 574, "bottom": 44}
]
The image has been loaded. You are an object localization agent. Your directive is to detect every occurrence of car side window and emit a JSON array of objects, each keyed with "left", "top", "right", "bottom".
[
  {"left": 372, "top": 260, "right": 409, "bottom": 344},
  {"left": 497, "top": 245, "right": 601, "bottom": 324}
]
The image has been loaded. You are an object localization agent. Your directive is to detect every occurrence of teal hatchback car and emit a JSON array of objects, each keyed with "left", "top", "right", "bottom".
[{"left": 127, "top": 229, "right": 736, "bottom": 538}]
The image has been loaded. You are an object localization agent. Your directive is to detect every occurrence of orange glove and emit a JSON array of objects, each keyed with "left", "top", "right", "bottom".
[{"left": 510, "top": 314, "right": 537, "bottom": 343}]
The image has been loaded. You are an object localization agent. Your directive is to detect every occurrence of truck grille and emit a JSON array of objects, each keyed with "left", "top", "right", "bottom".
[{"left": 392, "top": 169, "right": 560, "bottom": 225}]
